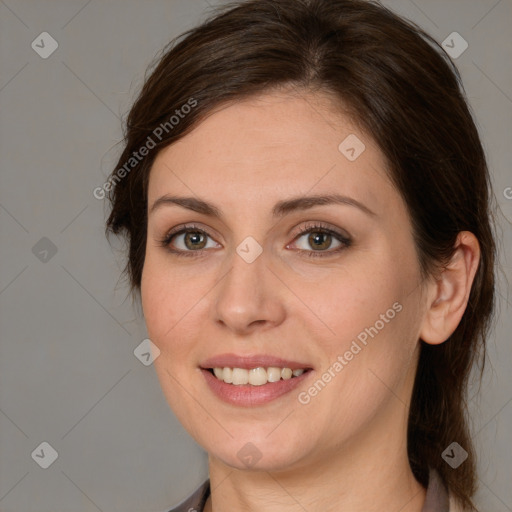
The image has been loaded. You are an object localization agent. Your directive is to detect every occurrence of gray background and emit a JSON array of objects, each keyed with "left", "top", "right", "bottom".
[{"left": 0, "top": 0, "right": 510, "bottom": 511}]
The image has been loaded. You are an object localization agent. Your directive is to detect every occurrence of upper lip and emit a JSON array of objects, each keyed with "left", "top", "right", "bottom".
[{"left": 200, "top": 353, "right": 312, "bottom": 371}]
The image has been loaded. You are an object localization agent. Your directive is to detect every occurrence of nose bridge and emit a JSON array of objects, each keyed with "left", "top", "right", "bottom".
[{"left": 214, "top": 243, "right": 285, "bottom": 332}]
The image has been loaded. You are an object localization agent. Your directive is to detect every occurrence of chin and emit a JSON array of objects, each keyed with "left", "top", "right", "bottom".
[{"left": 204, "top": 432, "right": 312, "bottom": 473}]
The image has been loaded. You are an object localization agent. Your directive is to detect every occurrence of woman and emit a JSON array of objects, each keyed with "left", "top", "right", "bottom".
[{"left": 105, "top": 0, "right": 496, "bottom": 510}]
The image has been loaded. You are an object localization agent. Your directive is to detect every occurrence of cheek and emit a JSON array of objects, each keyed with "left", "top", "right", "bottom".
[
  {"left": 141, "top": 257, "right": 207, "bottom": 423},
  {"left": 141, "top": 256, "right": 186, "bottom": 366},
  {"left": 301, "top": 295, "right": 421, "bottom": 444},
  {"left": 140, "top": 253, "right": 216, "bottom": 370},
  {"left": 142, "top": 251, "right": 188, "bottom": 337},
  {"left": 141, "top": 262, "right": 168, "bottom": 345},
  {"left": 315, "top": 257, "right": 411, "bottom": 349},
  {"left": 309, "top": 248, "right": 422, "bottom": 396}
]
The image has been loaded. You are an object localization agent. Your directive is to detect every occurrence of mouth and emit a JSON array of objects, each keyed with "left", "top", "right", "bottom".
[{"left": 198, "top": 354, "right": 313, "bottom": 406}]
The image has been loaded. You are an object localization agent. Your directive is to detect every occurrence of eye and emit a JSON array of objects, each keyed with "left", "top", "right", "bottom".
[
  {"left": 159, "top": 223, "right": 220, "bottom": 257},
  {"left": 159, "top": 221, "right": 352, "bottom": 259},
  {"left": 288, "top": 222, "right": 352, "bottom": 258}
]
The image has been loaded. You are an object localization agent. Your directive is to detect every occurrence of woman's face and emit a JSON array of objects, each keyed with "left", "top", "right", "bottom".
[{"left": 141, "top": 89, "right": 428, "bottom": 472}]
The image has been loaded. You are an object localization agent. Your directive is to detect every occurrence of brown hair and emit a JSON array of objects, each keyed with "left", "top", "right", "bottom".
[{"left": 105, "top": 0, "right": 496, "bottom": 508}]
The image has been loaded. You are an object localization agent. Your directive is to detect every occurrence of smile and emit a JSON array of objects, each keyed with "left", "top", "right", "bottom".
[
  {"left": 199, "top": 353, "right": 313, "bottom": 406},
  {"left": 209, "top": 366, "right": 306, "bottom": 385}
]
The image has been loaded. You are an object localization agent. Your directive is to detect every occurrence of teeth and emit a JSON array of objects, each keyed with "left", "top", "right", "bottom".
[
  {"left": 281, "top": 368, "right": 292, "bottom": 380},
  {"left": 232, "top": 368, "right": 249, "bottom": 385},
  {"left": 211, "top": 366, "right": 307, "bottom": 385},
  {"left": 249, "top": 367, "right": 267, "bottom": 386},
  {"left": 223, "top": 367, "right": 233, "bottom": 384},
  {"left": 267, "top": 367, "right": 282, "bottom": 382}
]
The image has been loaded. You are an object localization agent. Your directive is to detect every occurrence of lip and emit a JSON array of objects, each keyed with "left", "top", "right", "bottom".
[
  {"left": 201, "top": 367, "right": 313, "bottom": 407},
  {"left": 200, "top": 353, "right": 311, "bottom": 371}
]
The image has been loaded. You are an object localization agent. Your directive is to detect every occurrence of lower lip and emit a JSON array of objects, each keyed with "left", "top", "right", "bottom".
[{"left": 201, "top": 369, "right": 312, "bottom": 407}]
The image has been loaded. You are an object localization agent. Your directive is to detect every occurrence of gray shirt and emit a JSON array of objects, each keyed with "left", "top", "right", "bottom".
[{"left": 166, "top": 468, "right": 452, "bottom": 512}]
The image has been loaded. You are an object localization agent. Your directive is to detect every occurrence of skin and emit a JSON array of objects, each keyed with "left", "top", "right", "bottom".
[{"left": 140, "top": 87, "right": 480, "bottom": 512}]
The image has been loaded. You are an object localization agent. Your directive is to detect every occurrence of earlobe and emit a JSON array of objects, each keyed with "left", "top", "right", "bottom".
[{"left": 419, "top": 231, "right": 480, "bottom": 345}]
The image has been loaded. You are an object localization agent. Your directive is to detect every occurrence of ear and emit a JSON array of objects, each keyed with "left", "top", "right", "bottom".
[{"left": 419, "top": 231, "right": 480, "bottom": 345}]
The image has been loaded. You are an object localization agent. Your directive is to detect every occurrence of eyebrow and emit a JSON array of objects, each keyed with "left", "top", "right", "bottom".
[{"left": 149, "top": 193, "right": 376, "bottom": 218}]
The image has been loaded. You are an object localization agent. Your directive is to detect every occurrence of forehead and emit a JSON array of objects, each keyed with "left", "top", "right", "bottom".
[{"left": 148, "top": 90, "right": 393, "bottom": 216}]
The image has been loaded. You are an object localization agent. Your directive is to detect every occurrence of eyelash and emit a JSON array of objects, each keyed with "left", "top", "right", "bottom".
[{"left": 158, "top": 222, "right": 352, "bottom": 259}]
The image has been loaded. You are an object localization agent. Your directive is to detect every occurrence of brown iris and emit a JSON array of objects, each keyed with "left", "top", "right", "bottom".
[
  {"left": 184, "top": 231, "right": 207, "bottom": 250},
  {"left": 308, "top": 231, "right": 332, "bottom": 251}
]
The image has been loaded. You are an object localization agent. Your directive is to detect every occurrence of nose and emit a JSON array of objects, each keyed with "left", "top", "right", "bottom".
[{"left": 213, "top": 249, "right": 286, "bottom": 335}]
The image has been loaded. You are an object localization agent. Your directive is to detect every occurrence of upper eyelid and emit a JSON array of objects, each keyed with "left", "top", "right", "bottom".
[
  {"left": 294, "top": 221, "right": 351, "bottom": 240},
  {"left": 163, "top": 223, "right": 219, "bottom": 243}
]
